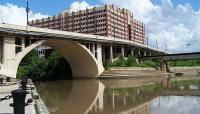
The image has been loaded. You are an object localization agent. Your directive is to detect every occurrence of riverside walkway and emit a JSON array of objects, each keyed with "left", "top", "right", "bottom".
[{"left": 0, "top": 79, "right": 49, "bottom": 114}]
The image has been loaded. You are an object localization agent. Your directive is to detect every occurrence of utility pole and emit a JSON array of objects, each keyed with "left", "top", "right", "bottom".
[
  {"left": 26, "top": 0, "right": 30, "bottom": 25},
  {"left": 156, "top": 39, "right": 158, "bottom": 49},
  {"left": 165, "top": 43, "right": 167, "bottom": 52},
  {"left": 146, "top": 36, "right": 148, "bottom": 46}
]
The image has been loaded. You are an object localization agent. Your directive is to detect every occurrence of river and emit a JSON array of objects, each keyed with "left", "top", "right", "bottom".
[{"left": 36, "top": 76, "right": 200, "bottom": 114}]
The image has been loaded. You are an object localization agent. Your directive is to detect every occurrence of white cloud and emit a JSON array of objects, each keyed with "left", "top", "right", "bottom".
[
  {"left": 101, "top": 0, "right": 200, "bottom": 53},
  {"left": 70, "top": 1, "right": 94, "bottom": 12},
  {"left": 0, "top": 3, "right": 48, "bottom": 25}
]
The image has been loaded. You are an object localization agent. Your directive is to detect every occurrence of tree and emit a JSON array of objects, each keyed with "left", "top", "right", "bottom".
[{"left": 17, "top": 50, "right": 72, "bottom": 81}]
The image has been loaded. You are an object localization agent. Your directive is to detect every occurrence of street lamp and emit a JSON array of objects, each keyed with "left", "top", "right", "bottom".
[
  {"left": 26, "top": 0, "right": 30, "bottom": 25},
  {"left": 156, "top": 39, "right": 158, "bottom": 49}
]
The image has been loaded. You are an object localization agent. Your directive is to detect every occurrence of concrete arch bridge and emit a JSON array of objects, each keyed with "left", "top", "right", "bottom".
[{"left": 0, "top": 24, "right": 164, "bottom": 78}]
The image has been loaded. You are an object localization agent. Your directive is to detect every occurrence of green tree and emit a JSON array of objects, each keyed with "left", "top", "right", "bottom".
[{"left": 17, "top": 50, "right": 72, "bottom": 81}]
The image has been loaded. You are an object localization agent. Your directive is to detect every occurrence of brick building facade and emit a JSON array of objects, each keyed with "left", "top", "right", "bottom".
[{"left": 29, "top": 5, "right": 146, "bottom": 44}]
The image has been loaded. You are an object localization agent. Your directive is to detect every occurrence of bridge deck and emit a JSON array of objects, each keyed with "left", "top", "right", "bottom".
[
  {"left": 0, "top": 23, "right": 164, "bottom": 53},
  {"left": 139, "top": 52, "right": 200, "bottom": 61}
]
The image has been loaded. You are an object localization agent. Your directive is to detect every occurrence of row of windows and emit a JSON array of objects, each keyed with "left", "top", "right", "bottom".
[
  {"left": 71, "top": 15, "right": 106, "bottom": 22},
  {"left": 107, "top": 10, "right": 127, "bottom": 18},
  {"left": 72, "top": 9, "right": 106, "bottom": 17}
]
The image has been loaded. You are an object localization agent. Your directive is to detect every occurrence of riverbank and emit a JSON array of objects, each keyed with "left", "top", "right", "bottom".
[
  {"left": 100, "top": 66, "right": 200, "bottom": 78},
  {"left": 0, "top": 79, "right": 49, "bottom": 114}
]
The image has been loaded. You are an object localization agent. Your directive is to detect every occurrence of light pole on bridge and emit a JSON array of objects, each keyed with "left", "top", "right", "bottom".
[{"left": 26, "top": 0, "right": 30, "bottom": 25}]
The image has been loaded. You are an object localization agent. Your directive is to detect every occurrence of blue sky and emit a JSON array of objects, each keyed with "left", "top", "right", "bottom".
[
  {"left": 0, "top": 0, "right": 200, "bottom": 53},
  {"left": 0, "top": 0, "right": 102, "bottom": 15},
  {"left": 0, "top": 0, "right": 199, "bottom": 15}
]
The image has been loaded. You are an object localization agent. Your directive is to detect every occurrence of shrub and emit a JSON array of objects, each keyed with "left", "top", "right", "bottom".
[{"left": 126, "top": 55, "right": 137, "bottom": 67}]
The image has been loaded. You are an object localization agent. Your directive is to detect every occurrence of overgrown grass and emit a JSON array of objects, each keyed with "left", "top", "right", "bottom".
[{"left": 103, "top": 55, "right": 159, "bottom": 69}]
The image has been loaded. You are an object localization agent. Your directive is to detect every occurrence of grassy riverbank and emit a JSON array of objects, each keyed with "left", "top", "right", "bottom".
[
  {"left": 103, "top": 55, "right": 200, "bottom": 70},
  {"left": 103, "top": 55, "right": 159, "bottom": 70}
]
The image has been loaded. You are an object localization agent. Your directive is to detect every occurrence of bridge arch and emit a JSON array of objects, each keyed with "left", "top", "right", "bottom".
[{"left": 1, "top": 39, "right": 104, "bottom": 78}]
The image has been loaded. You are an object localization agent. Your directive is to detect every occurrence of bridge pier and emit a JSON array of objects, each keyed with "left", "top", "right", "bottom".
[
  {"left": 121, "top": 45, "right": 125, "bottom": 57},
  {"left": 160, "top": 60, "right": 170, "bottom": 72},
  {"left": 138, "top": 50, "right": 141, "bottom": 56},
  {"left": 96, "top": 44, "right": 102, "bottom": 65},
  {"left": 143, "top": 51, "right": 147, "bottom": 57},
  {"left": 92, "top": 43, "right": 95, "bottom": 56},
  {"left": 0, "top": 37, "right": 3, "bottom": 63},
  {"left": 1, "top": 36, "right": 18, "bottom": 77},
  {"left": 131, "top": 47, "right": 134, "bottom": 55},
  {"left": 110, "top": 44, "right": 113, "bottom": 63},
  {"left": 149, "top": 51, "right": 152, "bottom": 56}
]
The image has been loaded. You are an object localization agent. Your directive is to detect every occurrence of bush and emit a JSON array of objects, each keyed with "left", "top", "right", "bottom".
[
  {"left": 143, "top": 60, "right": 159, "bottom": 68},
  {"left": 126, "top": 55, "right": 137, "bottom": 67},
  {"left": 103, "top": 60, "right": 113, "bottom": 70},
  {"left": 113, "top": 55, "right": 127, "bottom": 67}
]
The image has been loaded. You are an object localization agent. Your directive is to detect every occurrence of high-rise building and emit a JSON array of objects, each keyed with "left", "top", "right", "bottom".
[{"left": 29, "top": 4, "right": 146, "bottom": 44}]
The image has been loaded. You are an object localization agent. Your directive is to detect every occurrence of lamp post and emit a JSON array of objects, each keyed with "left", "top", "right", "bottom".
[
  {"left": 165, "top": 43, "right": 167, "bottom": 52},
  {"left": 26, "top": 0, "right": 30, "bottom": 25},
  {"left": 156, "top": 39, "right": 158, "bottom": 49}
]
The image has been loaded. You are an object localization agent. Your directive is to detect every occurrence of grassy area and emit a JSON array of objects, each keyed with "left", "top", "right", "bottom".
[
  {"left": 103, "top": 55, "right": 200, "bottom": 70},
  {"left": 170, "top": 60, "right": 200, "bottom": 67},
  {"left": 103, "top": 55, "right": 159, "bottom": 70}
]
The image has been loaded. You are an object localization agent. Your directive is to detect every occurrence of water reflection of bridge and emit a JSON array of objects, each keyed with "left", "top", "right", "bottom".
[
  {"left": 85, "top": 79, "right": 200, "bottom": 114},
  {"left": 37, "top": 77, "right": 200, "bottom": 114},
  {"left": 85, "top": 86, "right": 152, "bottom": 114},
  {"left": 147, "top": 90, "right": 200, "bottom": 96}
]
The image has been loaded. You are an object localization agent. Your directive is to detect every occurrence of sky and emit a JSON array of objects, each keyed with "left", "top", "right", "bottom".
[{"left": 0, "top": 0, "right": 200, "bottom": 53}]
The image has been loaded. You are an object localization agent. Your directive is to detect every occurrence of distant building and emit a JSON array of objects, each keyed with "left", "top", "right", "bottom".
[
  {"left": 35, "top": 45, "right": 52, "bottom": 58},
  {"left": 29, "top": 4, "right": 146, "bottom": 45}
]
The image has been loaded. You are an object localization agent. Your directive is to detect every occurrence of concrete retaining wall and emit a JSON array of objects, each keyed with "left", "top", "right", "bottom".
[
  {"left": 29, "top": 80, "right": 49, "bottom": 114},
  {"left": 170, "top": 66, "right": 200, "bottom": 70},
  {"left": 110, "top": 67, "right": 155, "bottom": 71}
]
